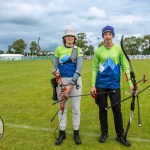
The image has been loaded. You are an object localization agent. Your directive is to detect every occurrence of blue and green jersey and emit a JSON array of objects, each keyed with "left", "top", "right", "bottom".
[
  {"left": 55, "top": 46, "right": 83, "bottom": 77},
  {"left": 92, "top": 44, "right": 132, "bottom": 89}
]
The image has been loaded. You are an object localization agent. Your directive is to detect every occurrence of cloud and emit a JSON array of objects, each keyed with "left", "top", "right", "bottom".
[
  {"left": 0, "top": 0, "right": 150, "bottom": 51},
  {"left": 78, "top": 6, "right": 106, "bottom": 21},
  {"left": 0, "top": 3, "right": 44, "bottom": 24},
  {"left": 46, "top": 1, "right": 72, "bottom": 14},
  {"left": 89, "top": 6, "right": 106, "bottom": 19}
]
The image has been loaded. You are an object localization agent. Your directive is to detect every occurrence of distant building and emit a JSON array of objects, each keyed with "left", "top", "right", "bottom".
[
  {"left": 38, "top": 51, "right": 54, "bottom": 56},
  {"left": 47, "top": 51, "right": 54, "bottom": 55},
  {"left": 0, "top": 54, "right": 24, "bottom": 61}
]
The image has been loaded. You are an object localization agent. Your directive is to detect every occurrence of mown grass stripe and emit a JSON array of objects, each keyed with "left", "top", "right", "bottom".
[{"left": 5, "top": 123, "right": 150, "bottom": 143}]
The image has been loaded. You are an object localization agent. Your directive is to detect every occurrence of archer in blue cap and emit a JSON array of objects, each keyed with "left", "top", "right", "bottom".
[
  {"left": 91, "top": 25, "right": 133, "bottom": 147},
  {"left": 102, "top": 25, "right": 115, "bottom": 38}
]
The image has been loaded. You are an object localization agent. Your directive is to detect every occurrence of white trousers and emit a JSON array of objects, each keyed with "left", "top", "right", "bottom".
[{"left": 56, "top": 77, "right": 82, "bottom": 131}]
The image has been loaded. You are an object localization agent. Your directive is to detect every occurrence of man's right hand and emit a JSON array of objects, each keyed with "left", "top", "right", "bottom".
[
  {"left": 91, "top": 86, "right": 97, "bottom": 98},
  {"left": 91, "top": 86, "right": 96, "bottom": 94}
]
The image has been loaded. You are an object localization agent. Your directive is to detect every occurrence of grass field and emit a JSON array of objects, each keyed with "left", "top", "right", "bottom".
[{"left": 0, "top": 59, "right": 150, "bottom": 150}]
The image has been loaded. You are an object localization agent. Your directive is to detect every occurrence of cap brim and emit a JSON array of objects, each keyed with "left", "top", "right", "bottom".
[{"left": 103, "top": 30, "right": 112, "bottom": 34}]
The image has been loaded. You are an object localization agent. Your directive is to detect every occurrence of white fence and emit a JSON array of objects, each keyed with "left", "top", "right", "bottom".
[
  {"left": 86, "top": 55, "right": 150, "bottom": 60},
  {"left": 128, "top": 55, "right": 150, "bottom": 59}
]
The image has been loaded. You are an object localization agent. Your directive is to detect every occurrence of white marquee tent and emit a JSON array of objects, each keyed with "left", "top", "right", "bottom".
[{"left": 0, "top": 54, "right": 24, "bottom": 61}]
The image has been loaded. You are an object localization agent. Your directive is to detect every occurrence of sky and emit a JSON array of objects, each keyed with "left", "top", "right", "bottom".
[{"left": 0, "top": 0, "right": 150, "bottom": 52}]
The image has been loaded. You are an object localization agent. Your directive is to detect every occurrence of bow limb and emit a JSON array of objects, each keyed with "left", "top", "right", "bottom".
[
  {"left": 38, "top": 38, "right": 68, "bottom": 123},
  {"left": 121, "top": 36, "right": 141, "bottom": 141},
  {"left": 121, "top": 36, "right": 132, "bottom": 69},
  {"left": 37, "top": 37, "right": 66, "bottom": 91},
  {"left": 38, "top": 37, "right": 55, "bottom": 67},
  {"left": 121, "top": 36, "right": 136, "bottom": 84}
]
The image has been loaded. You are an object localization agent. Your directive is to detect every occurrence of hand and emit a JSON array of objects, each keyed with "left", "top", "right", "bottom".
[
  {"left": 61, "top": 85, "right": 73, "bottom": 96},
  {"left": 52, "top": 70, "right": 60, "bottom": 77},
  {"left": 91, "top": 86, "right": 96, "bottom": 94},
  {"left": 91, "top": 86, "right": 97, "bottom": 98},
  {"left": 130, "top": 86, "right": 138, "bottom": 96}
]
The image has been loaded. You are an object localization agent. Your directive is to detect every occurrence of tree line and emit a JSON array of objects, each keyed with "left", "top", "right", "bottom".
[
  {"left": 0, "top": 39, "right": 48, "bottom": 56},
  {"left": 0, "top": 34, "right": 150, "bottom": 55},
  {"left": 76, "top": 33, "right": 150, "bottom": 55}
]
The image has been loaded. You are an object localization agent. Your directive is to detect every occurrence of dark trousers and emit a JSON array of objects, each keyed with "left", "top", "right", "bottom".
[{"left": 96, "top": 88, "right": 124, "bottom": 137}]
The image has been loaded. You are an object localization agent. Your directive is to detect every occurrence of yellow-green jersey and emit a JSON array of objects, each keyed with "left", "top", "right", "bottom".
[
  {"left": 92, "top": 44, "right": 132, "bottom": 89},
  {"left": 55, "top": 45, "right": 83, "bottom": 78}
]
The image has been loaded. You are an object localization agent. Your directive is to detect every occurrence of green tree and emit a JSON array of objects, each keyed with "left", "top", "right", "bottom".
[
  {"left": 123, "top": 36, "right": 140, "bottom": 55},
  {"left": 6, "top": 45, "right": 14, "bottom": 54},
  {"left": 29, "top": 41, "right": 39, "bottom": 56},
  {"left": 84, "top": 45, "right": 94, "bottom": 56},
  {"left": 0, "top": 50, "right": 4, "bottom": 54},
  {"left": 12, "top": 39, "right": 27, "bottom": 54},
  {"left": 76, "top": 33, "right": 88, "bottom": 52},
  {"left": 141, "top": 35, "right": 150, "bottom": 55}
]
